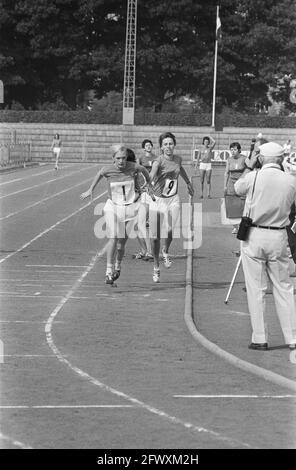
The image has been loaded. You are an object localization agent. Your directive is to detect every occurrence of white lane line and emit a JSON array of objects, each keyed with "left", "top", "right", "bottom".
[
  {"left": 0, "top": 321, "right": 65, "bottom": 324},
  {"left": 0, "top": 165, "right": 94, "bottom": 199},
  {"left": 34, "top": 270, "right": 88, "bottom": 273},
  {"left": 26, "top": 265, "right": 89, "bottom": 268},
  {"left": 0, "top": 279, "right": 76, "bottom": 282},
  {"left": 44, "top": 252, "right": 253, "bottom": 449},
  {"left": 0, "top": 294, "right": 96, "bottom": 299},
  {"left": 3, "top": 355, "right": 64, "bottom": 357},
  {"left": 0, "top": 432, "right": 32, "bottom": 449},
  {"left": 0, "top": 405, "right": 134, "bottom": 409},
  {"left": 0, "top": 177, "right": 93, "bottom": 220},
  {"left": 20, "top": 284, "right": 72, "bottom": 287},
  {"left": 0, "top": 191, "right": 106, "bottom": 265},
  {"left": 174, "top": 394, "right": 296, "bottom": 399},
  {"left": 0, "top": 164, "right": 78, "bottom": 186},
  {"left": 224, "top": 310, "right": 250, "bottom": 317},
  {"left": 0, "top": 291, "right": 28, "bottom": 295},
  {"left": 0, "top": 177, "right": 23, "bottom": 186}
]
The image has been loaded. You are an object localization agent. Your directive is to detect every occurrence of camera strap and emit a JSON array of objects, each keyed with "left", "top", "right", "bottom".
[{"left": 246, "top": 170, "right": 259, "bottom": 218}]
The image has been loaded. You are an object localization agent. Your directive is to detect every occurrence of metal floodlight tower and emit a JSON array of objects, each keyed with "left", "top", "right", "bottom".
[
  {"left": 0, "top": 80, "right": 4, "bottom": 103},
  {"left": 122, "top": 0, "right": 137, "bottom": 125}
]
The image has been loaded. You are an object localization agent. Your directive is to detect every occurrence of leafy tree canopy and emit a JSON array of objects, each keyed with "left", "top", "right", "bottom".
[{"left": 0, "top": 0, "right": 295, "bottom": 112}]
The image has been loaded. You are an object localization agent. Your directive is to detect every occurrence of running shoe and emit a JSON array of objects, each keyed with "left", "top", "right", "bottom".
[
  {"left": 231, "top": 227, "right": 238, "bottom": 234},
  {"left": 152, "top": 268, "right": 160, "bottom": 283},
  {"left": 162, "top": 249, "right": 172, "bottom": 268},
  {"left": 105, "top": 273, "right": 114, "bottom": 285},
  {"left": 143, "top": 252, "right": 153, "bottom": 261},
  {"left": 133, "top": 251, "right": 146, "bottom": 259},
  {"left": 112, "top": 269, "right": 121, "bottom": 281}
]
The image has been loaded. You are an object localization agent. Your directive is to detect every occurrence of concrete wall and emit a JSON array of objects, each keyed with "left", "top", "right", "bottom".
[{"left": 0, "top": 122, "right": 295, "bottom": 164}]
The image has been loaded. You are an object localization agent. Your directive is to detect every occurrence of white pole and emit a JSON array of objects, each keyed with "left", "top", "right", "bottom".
[
  {"left": 224, "top": 256, "right": 242, "bottom": 304},
  {"left": 211, "top": 5, "right": 219, "bottom": 128}
]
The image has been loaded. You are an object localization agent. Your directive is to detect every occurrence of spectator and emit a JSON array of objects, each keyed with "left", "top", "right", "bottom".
[
  {"left": 194, "top": 135, "right": 216, "bottom": 198},
  {"left": 234, "top": 142, "right": 296, "bottom": 351}
]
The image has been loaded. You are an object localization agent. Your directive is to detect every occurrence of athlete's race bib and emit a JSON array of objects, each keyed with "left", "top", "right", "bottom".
[
  {"left": 110, "top": 180, "right": 135, "bottom": 205},
  {"left": 162, "top": 178, "right": 178, "bottom": 197}
]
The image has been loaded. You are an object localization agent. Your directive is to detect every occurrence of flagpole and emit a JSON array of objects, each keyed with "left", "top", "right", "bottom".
[{"left": 211, "top": 5, "right": 219, "bottom": 128}]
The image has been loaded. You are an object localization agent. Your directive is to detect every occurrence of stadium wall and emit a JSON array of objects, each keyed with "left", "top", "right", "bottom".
[{"left": 0, "top": 123, "right": 295, "bottom": 165}]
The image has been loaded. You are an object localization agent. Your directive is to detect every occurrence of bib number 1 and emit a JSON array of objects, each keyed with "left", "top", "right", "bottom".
[
  {"left": 162, "top": 179, "right": 177, "bottom": 197},
  {"left": 110, "top": 180, "right": 135, "bottom": 204}
]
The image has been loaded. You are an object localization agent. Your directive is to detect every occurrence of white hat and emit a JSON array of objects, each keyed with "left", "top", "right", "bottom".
[
  {"left": 259, "top": 142, "right": 284, "bottom": 158},
  {"left": 257, "top": 132, "right": 263, "bottom": 139}
]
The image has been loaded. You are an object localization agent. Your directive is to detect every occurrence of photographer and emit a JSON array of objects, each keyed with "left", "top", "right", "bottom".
[
  {"left": 245, "top": 134, "right": 268, "bottom": 171},
  {"left": 234, "top": 142, "right": 296, "bottom": 351}
]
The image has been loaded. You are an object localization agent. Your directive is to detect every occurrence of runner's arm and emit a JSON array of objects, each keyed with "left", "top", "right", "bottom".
[
  {"left": 137, "top": 164, "right": 155, "bottom": 200},
  {"left": 149, "top": 160, "right": 160, "bottom": 183},
  {"left": 80, "top": 169, "right": 104, "bottom": 200},
  {"left": 180, "top": 166, "right": 194, "bottom": 197},
  {"left": 209, "top": 136, "right": 216, "bottom": 150}
]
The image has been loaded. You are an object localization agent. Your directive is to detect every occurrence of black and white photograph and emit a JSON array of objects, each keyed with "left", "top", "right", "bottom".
[{"left": 0, "top": 0, "right": 296, "bottom": 457}]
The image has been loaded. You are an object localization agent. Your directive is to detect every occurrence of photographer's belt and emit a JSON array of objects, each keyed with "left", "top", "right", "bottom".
[{"left": 251, "top": 224, "right": 287, "bottom": 230}]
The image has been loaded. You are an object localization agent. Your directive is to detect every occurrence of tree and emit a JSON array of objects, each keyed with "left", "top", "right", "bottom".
[
  {"left": 0, "top": 0, "right": 295, "bottom": 111},
  {"left": 0, "top": 0, "right": 99, "bottom": 108},
  {"left": 217, "top": 0, "right": 296, "bottom": 110}
]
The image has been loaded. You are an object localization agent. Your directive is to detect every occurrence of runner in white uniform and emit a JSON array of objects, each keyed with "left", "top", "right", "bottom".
[
  {"left": 80, "top": 144, "right": 153, "bottom": 285},
  {"left": 51, "top": 133, "right": 62, "bottom": 170},
  {"left": 149, "top": 132, "right": 194, "bottom": 283}
]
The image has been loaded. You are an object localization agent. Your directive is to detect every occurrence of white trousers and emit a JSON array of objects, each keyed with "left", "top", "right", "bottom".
[{"left": 241, "top": 227, "right": 296, "bottom": 344}]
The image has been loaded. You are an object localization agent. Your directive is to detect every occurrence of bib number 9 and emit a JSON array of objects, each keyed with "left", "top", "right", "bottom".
[{"left": 162, "top": 179, "right": 177, "bottom": 197}]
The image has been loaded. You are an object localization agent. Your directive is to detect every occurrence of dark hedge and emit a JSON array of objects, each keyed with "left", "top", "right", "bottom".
[{"left": 0, "top": 110, "right": 296, "bottom": 128}]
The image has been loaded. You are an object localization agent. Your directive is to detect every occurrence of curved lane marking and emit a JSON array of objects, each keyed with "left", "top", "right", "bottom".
[
  {"left": 184, "top": 208, "right": 296, "bottom": 393},
  {"left": 44, "top": 250, "right": 253, "bottom": 449}
]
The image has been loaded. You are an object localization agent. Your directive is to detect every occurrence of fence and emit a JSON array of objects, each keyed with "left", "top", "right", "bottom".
[
  {"left": 192, "top": 148, "right": 232, "bottom": 164},
  {"left": 0, "top": 142, "right": 32, "bottom": 168}
]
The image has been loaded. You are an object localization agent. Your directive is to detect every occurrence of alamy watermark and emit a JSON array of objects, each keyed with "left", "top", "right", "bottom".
[
  {"left": 0, "top": 339, "right": 4, "bottom": 364},
  {"left": 93, "top": 202, "right": 203, "bottom": 250}
]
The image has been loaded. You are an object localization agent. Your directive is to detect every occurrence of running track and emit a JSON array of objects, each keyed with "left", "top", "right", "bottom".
[{"left": 0, "top": 163, "right": 295, "bottom": 449}]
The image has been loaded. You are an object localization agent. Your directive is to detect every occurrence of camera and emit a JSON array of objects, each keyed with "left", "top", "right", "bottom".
[{"left": 236, "top": 216, "right": 253, "bottom": 241}]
